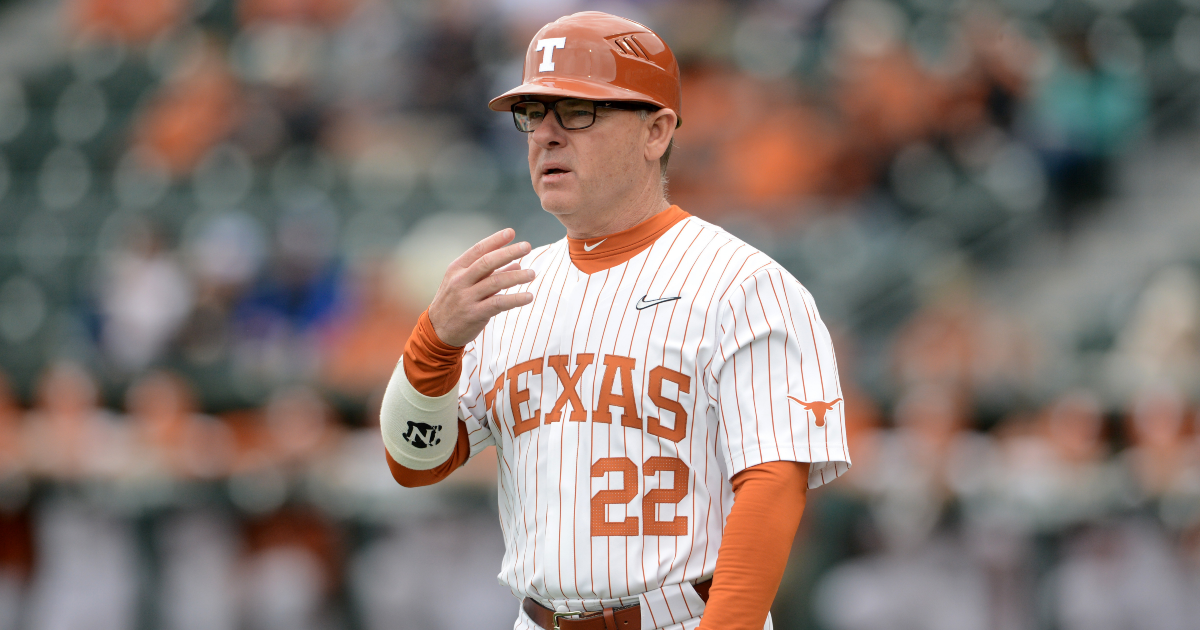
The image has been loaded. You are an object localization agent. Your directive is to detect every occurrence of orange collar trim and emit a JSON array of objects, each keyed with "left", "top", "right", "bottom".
[{"left": 567, "top": 205, "right": 690, "bottom": 274}]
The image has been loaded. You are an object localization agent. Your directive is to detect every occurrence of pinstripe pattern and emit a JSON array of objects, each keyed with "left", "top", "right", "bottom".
[{"left": 453, "top": 216, "right": 850, "bottom": 622}]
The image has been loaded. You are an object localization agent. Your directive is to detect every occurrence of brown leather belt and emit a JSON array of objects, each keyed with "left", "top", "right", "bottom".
[{"left": 522, "top": 579, "right": 712, "bottom": 630}]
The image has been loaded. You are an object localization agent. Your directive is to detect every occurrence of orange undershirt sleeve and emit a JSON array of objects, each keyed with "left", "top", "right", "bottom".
[
  {"left": 698, "top": 460, "right": 810, "bottom": 630},
  {"left": 403, "top": 310, "right": 465, "bottom": 397},
  {"left": 383, "top": 309, "right": 471, "bottom": 488}
]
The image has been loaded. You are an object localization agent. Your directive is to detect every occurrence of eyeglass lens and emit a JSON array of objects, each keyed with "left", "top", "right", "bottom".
[{"left": 512, "top": 99, "right": 597, "bottom": 132}]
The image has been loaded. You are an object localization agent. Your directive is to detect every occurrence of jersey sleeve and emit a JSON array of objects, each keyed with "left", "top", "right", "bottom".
[
  {"left": 456, "top": 335, "right": 497, "bottom": 459},
  {"left": 706, "top": 267, "right": 851, "bottom": 489}
]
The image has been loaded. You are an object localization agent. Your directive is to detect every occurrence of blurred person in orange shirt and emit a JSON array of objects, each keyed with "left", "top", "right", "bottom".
[
  {"left": 238, "top": 0, "right": 360, "bottom": 28},
  {"left": 132, "top": 42, "right": 243, "bottom": 176},
  {"left": 319, "top": 258, "right": 420, "bottom": 398},
  {"left": 669, "top": 66, "right": 847, "bottom": 210},
  {"left": 66, "top": 0, "right": 184, "bottom": 43}
]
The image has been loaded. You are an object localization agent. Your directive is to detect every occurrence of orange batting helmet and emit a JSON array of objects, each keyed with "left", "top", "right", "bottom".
[{"left": 488, "top": 12, "right": 682, "bottom": 127}]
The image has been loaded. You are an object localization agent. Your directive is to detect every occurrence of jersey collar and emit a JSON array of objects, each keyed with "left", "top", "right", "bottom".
[{"left": 567, "top": 205, "right": 690, "bottom": 274}]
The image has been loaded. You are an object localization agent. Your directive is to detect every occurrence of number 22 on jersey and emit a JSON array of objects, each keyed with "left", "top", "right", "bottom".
[{"left": 591, "top": 456, "right": 689, "bottom": 537}]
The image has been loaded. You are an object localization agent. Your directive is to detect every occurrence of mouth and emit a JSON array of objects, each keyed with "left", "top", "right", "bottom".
[{"left": 542, "top": 165, "right": 571, "bottom": 177}]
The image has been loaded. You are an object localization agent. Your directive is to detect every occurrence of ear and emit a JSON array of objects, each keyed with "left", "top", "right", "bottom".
[{"left": 644, "top": 108, "right": 677, "bottom": 162}]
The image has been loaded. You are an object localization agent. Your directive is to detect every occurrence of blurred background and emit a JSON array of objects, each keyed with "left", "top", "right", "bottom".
[{"left": 0, "top": 0, "right": 1198, "bottom": 628}]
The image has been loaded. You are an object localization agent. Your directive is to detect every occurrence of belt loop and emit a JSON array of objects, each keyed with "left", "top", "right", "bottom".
[{"left": 602, "top": 607, "right": 618, "bottom": 630}]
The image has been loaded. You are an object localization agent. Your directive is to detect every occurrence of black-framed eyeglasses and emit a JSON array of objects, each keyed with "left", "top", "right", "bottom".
[{"left": 511, "top": 98, "right": 656, "bottom": 132}]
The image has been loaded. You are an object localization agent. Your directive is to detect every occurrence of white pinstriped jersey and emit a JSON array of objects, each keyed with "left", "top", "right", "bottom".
[{"left": 452, "top": 214, "right": 850, "bottom": 623}]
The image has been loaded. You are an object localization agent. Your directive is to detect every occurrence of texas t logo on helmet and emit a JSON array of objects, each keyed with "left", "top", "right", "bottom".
[
  {"left": 535, "top": 37, "right": 566, "bottom": 71},
  {"left": 489, "top": 12, "right": 683, "bottom": 127}
]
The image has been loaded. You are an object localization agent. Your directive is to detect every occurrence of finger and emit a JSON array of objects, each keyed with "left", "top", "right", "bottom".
[
  {"left": 482, "top": 291, "right": 535, "bottom": 316},
  {"left": 454, "top": 228, "right": 515, "bottom": 270},
  {"left": 493, "top": 262, "right": 523, "bottom": 274},
  {"left": 473, "top": 269, "right": 536, "bottom": 298},
  {"left": 465, "top": 241, "right": 531, "bottom": 283}
]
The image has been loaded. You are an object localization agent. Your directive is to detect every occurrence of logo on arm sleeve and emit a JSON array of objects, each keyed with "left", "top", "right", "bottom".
[
  {"left": 786, "top": 397, "right": 842, "bottom": 427},
  {"left": 401, "top": 421, "right": 443, "bottom": 448}
]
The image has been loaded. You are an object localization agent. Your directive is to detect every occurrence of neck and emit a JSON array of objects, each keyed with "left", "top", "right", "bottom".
[{"left": 559, "top": 177, "right": 669, "bottom": 240}]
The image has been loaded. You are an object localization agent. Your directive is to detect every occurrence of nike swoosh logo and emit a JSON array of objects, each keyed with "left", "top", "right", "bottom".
[
  {"left": 635, "top": 295, "right": 681, "bottom": 310},
  {"left": 583, "top": 239, "right": 606, "bottom": 251}
]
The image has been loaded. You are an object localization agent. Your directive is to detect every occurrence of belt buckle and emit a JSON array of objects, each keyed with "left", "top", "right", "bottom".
[{"left": 552, "top": 611, "right": 583, "bottom": 630}]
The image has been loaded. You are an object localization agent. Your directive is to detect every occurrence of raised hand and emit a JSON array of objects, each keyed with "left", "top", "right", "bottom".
[{"left": 427, "top": 228, "right": 536, "bottom": 347}]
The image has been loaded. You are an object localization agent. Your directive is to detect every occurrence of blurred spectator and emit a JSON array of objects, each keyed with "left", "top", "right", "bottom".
[
  {"left": 1028, "top": 18, "right": 1148, "bottom": 226},
  {"left": 1120, "top": 387, "right": 1200, "bottom": 525},
  {"left": 959, "top": 9, "right": 1037, "bottom": 132},
  {"left": 132, "top": 42, "right": 244, "bottom": 176},
  {"left": 350, "top": 513, "right": 516, "bottom": 630},
  {"left": 861, "top": 383, "right": 984, "bottom": 549},
  {"left": 1108, "top": 265, "right": 1200, "bottom": 397},
  {"left": 66, "top": 0, "right": 185, "bottom": 44},
  {"left": 410, "top": 2, "right": 491, "bottom": 133},
  {"left": 814, "top": 535, "right": 989, "bottom": 630},
  {"left": 176, "top": 211, "right": 267, "bottom": 370},
  {"left": 0, "top": 507, "right": 30, "bottom": 630},
  {"left": 319, "top": 258, "right": 419, "bottom": 397},
  {"left": 1049, "top": 520, "right": 1190, "bottom": 630},
  {"left": 238, "top": 0, "right": 361, "bottom": 28},
  {"left": 22, "top": 362, "right": 128, "bottom": 481},
  {"left": 233, "top": 205, "right": 344, "bottom": 386},
  {"left": 240, "top": 507, "right": 342, "bottom": 630},
  {"left": 220, "top": 386, "right": 338, "bottom": 515},
  {"left": 262, "top": 386, "right": 339, "bottom": 469},
  {"left": 24, "top": 500, "right": 139, "bottom": 630},
  {"left": 0, "top": 374, "right": 27, "bottom": 630},
  {"left": 96, "top": 219, "right": 193, "bottom": 374},
  {"left": 891, "top": 288, "right": 979, "bottom": 391},
  {"left": 155, "top": 511, "right": 239, "bottom": 630},
  {"left": 125, "top": 371, "right": 234, "bottom": 480},
  {"left": 891, "top": 284, "right": 1039, "bottom": 403},
  {"left": 0, "top": 373, "right": 21, "bottom": 477},
  {"left": 812, "top": 383, "right": 993, "bottom": 630},
  {"left": 990, "top": 390, "right": 1122, "bottom": 532}
]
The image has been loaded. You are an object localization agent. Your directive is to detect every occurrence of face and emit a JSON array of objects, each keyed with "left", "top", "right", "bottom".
[{"left": 526, "top": 98, "right": 653, "bottom": 221}]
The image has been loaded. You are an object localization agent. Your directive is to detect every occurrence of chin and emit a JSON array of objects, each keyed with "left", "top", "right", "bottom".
[{"left": 537, "top": 190, "right": 578, "bottom": 215}]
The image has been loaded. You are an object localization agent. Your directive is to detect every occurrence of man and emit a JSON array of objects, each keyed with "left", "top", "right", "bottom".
[{"left": 379, "top": 11, "right": 850, "bottom": 630}]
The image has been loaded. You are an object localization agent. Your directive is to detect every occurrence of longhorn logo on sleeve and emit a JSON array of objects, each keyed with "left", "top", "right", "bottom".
[
  {"left": 786, "top": 397, "right": 842, "bottom": 427},
  {"left": 401, "top": 421, "right": 442, "bottom": 448}
]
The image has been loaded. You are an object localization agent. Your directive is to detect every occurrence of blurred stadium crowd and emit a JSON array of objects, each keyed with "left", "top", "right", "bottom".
[{"left": 0, "top": 0, "right": 1199, "bottom": 628}]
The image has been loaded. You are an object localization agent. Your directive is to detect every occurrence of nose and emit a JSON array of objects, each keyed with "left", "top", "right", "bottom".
[{"left": 530, "top": 109, "right": 567, "bottom": 149}]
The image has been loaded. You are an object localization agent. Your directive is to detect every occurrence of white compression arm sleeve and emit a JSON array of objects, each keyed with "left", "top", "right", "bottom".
[{"left": 379, "top": 357, "right": 460, "bottom": 471}]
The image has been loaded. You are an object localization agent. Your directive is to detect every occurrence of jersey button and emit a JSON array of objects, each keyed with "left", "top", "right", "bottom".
[{"left": 556, "top": 605, "right": 569, "bottom": 613}]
